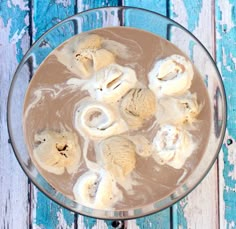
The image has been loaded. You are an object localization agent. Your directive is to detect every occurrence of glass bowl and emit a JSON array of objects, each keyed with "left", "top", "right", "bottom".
[{"left": 7, "top": 6, "right": 226, "bottom": 220}]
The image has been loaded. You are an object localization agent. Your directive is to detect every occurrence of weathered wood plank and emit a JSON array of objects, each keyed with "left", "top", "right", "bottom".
[
  {"left": 170, "top": 0, "right": 219, "bottom": 228},
  {"left": 31, "top": 1, "right": 77, "bottom": 228},
  {"left": 0, "top": 0, "right": 31, "bottom": 228},
  {"left": 216, "top": 0, "right": 236, "bottom": 227},
  {"left": 123, "top": 1, "right": 171, "bottom": 228}
]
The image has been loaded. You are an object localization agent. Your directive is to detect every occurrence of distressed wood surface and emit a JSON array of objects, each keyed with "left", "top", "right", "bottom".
[
  {"left": 0, "top": 1, "right": 30, "bottom": 228},
  {"left": 216, "top": 0, "right": 236, "bottom": 228},
  {"left": 1, "top": 0, "right": 235, "bottom": 228}
]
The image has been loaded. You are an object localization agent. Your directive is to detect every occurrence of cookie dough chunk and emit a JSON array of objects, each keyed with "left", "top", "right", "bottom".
[
  {"left": 96, "top": 136, "right": 136, "bottom": 177},
  {"left": 148, "top": 54, "right": 194, "bottom": 96},
  {"left": 152, "top": 124, "right": 196, "bottom": 169},
  {"left": 83, "top": 64, "right": 137, "bottom": 103},
  {"left": 33, "top": 130, "right": 81, "bottom": 175},
  {"left": 54, "top": 34, "right": 115, "bottom": 78},
  {"left": 74, "top": 98, "right": 128, "bottom": 140},
  {"left": 73, "top": 170, "right": 122, "bottom": 209},
  {"left": 120, "top": 88, "right": 156, "bottom": 129}
]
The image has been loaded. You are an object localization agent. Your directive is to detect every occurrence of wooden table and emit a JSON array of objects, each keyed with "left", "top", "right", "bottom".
[{"left": 1, "top": 0, "right": 235, "bottom": 228}]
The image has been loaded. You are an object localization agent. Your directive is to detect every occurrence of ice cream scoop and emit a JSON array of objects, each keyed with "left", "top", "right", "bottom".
[
  {"left": 96, "top": 135, "right": 136, "bottom": 178},
  {"left": 120, "top": 88, "right": 156, "bottom": 129},
  {"left": 148, "top": 54, "right": 194, "bottom": 96},
  {"left": 82, "top": 64, "right": 137, "bottom": 103},
  {"left": 54, "top": 34, "right": 115, "bottom": 78},
  {"left": 152, "top": 124, "right": 196, "bottom": 169},
  {"left": 33, "top": 130, "right": 81, "bottom": 175},
  {"left": 74, "top": 98, "right": 128, "bottom": 140},
  {"left": 73, "top": 170, "right": 122, "bottom": 209},
  {"left": 156, "top": 91, "right": 202, "bottom": 125}
]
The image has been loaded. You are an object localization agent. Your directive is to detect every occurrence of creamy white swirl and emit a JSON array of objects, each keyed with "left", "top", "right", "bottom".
[
  {"left": 148, "top": 54, "right": 194, "bottom": 96},
  {"left": 73, "top": 170, "right": 122, "bottom": 209},
  {"left": 82, "top": 64, "right": 137, "bottom": 103},
  {"left": 152, "top": 124, "right": 196, "bottom": 169},
  {"left": 74, "top": 98, "right": 128, "bottom": 140}
]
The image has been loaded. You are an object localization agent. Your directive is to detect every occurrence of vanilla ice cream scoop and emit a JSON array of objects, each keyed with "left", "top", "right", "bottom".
[
  {"left": 148, "top": 54, "right": 194, "bottom": 96},
  {"left": 120, "top": 88, "right": 157, "bottom": 129},
  {"left": 73, "top": 170, "right": 122, "bottom": 209},
  {"left": 156, "top": 91, "right": 202, "bottom": 125},
  {"left": 96, "top": 136, "right": 136, "bottom": 178},
  {"left": 33, "top": 130, "right": 81, "bottom": 175},
  {"left": 152, "top": 124, "right": 196, "bottom": 169},
  {"left": 82, "top": 64, "right": 137, "bottom": 103},
  {"left": 74, "top": 98, "right": 128, "bottom": 140},
  {"left": 54, "top": 34, "right": 115, "bottom": 78}
]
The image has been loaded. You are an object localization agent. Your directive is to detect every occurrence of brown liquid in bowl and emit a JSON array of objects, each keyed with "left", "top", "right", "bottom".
[{"left": 23, "top": 27, "right": 211, "bottom": 210}]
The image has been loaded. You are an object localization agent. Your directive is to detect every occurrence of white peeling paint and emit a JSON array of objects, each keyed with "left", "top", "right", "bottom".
[
  {"left": 92, "top": 220, "right": 108, "bottom": 229},
  {"left": 229, "top": 221, "right": 235, "bottom": 229},
  {"left": 226, "top": 135, "right": 236, "bottom": 180},
  {"left": 55, "top": 0, "right": 72, "bottom": 8},
  {"left": 218, "top": 0, "right": 235, "bottom": 32},
  {"left": 222, "top": 47, "right": 227, "bottom": 66},
  {"left": 77, "top": 215, "right": 87, "bottom": 229},
  {"left": 191, "top": 0, "right": 213, "bottom": 54},
  {"left": 10, "top": 25, "right": 28, "bottom": 43},
  {"left": 218, "top": 147, "right": 227, "bottom": 229},
  {"left": 77, "top": 0, "right": 90, "bottom": 13},
  {"left": 126, "top": 219, "right": 140, "bottom": 229},
  {"left": 171, "top": 0, "right": 188, "bottom": 28},
  {"left": 12, "top": 0, "right": 29, "bottom": 10},
  {"left": 56, "top": 210, "right": 74, "bottom": 229}
]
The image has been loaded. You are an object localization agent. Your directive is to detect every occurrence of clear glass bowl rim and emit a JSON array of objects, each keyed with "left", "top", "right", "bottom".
[{"left": 7, "top": 6, "right": 227, "bottom": 220}]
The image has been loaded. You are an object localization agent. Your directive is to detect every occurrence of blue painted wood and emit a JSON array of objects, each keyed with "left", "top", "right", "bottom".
[
  {"left": 216, "top": 0, "right": 236, "bottom": 226},
  {"left": 33, "top": 0, "right": 75, "bottom": 42},
  {"left": 0, "top": 1, "right": 31, "bottom": 228},
  {"left": 0, "top": 0, "right": 29, "bottom": 62}
]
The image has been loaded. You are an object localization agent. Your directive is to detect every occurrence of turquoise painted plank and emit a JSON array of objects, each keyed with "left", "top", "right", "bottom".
[
  {"left": 33, "top": 0, "right": 75, "bottom": 41},
  {"left": 0, "top": 0, "right": 29, "bottom": 62},
  {"left": 77, "top": 0, "right": 120, "bottom": 12},
  {"left": 182, "top": 1, "right": 203, "bottom": 32},
  {"left": 123, "top": 1, "right": 170, "bottom": 228},
  {"left": 123, "top": 0, "right": 167, "bottom": 16},
  {"left": 0, "top": 0, "right": 30, "bottom": 228},
  {"left": 216, "top": 0, "right": 236, "bottom": 226},
  {"left": 35, "top": 191, "right": 75, "bottom": 228},
  {"left": 123, "top": 0, "right": 167, "bottom": 39},
  {"left": 32, "top": 0, "right": 76, "bottom": 228},
  {"left": 135, "top": 209, "right": 170, "bottom": 229}
]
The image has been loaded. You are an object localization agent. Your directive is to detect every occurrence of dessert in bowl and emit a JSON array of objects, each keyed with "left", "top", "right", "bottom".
[{"left": 7, "top": 7, "right": 226, "bottom": 219}]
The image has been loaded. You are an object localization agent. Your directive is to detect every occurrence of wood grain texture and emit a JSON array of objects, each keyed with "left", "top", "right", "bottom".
[
  {"left": 0, "top": 0, "right": 31, "bottom": 228},
  {"left": 170, "top": 0, "right": 219, "bottom": 228},
  {"left": 216, "top": 0, "right": 236, "bottom": 227},
  {"left": 2, "top": 0, "right": 233, "bottom": 228}
]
